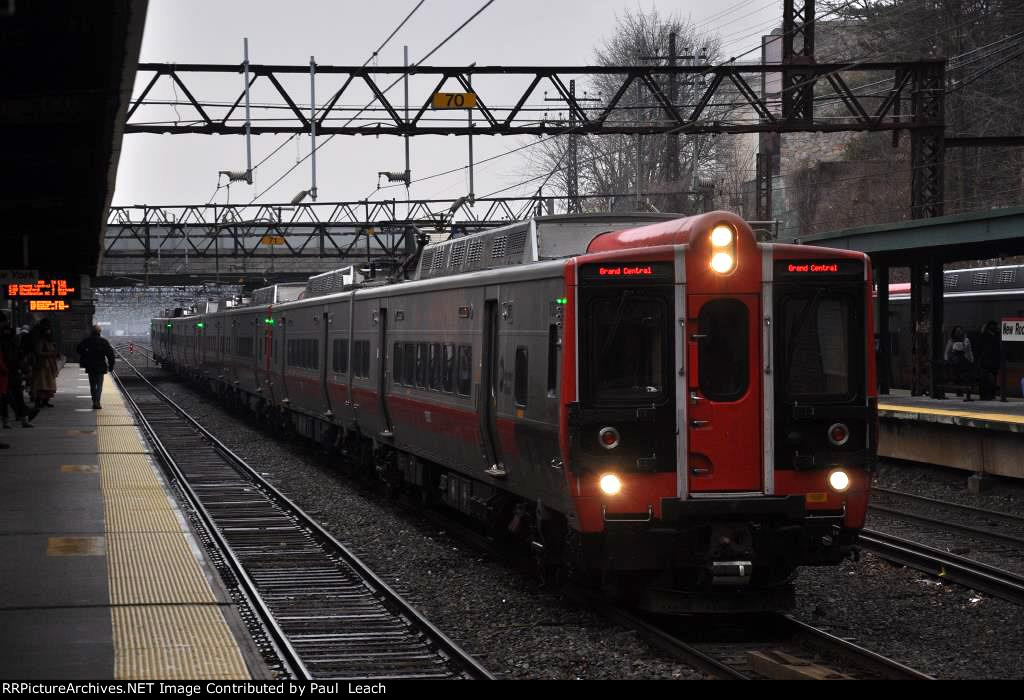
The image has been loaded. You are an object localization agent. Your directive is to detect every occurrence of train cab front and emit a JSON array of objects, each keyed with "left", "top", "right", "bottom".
[{"left": 564, "top": 214, "right": 876, "bottom": 613}]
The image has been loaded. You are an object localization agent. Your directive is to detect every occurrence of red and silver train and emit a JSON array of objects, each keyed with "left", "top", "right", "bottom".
[{"left": 152, "top": 211, "right": 877, "bottom": 612}]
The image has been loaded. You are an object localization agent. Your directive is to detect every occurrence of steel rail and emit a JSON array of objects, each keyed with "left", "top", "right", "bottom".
[
  {"left": 597, "top": 603, "right": 749, "bottom": 679},
  {"left": 872, "top": 486, "right": 1024, "bottom": 524},
  {"left": 780, "top": 615, "right": 933, "bottom": 680},
  {"left": 111, "top": 359, "right": 307, "bottom": 679},
  {"left": 113, "top": 354, "right": 494, "bottom": 680},
  {"left": 859, "top": 529, "right": 1024, "bottom": 606},
  {"left": 868, "top": 504, "right": 1024, "bottom": 547}
]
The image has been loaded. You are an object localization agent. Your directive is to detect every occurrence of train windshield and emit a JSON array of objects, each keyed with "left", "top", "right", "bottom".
[
  {"left": 779, "top": 293, "right": 853, "bottom": 399},
  {"left": 589, "top": 294, "right": 667, "bottom": 402}
]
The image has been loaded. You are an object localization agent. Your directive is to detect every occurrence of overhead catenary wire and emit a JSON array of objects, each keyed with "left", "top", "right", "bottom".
[
  {"left": 250, "top": 0, "right": 498, "bottom": 204},
  {"left": 227, "top": 1, "right": 430, "bottom": 200}
]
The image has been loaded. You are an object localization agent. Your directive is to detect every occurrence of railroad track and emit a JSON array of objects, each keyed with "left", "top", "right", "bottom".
[
  {"left": 112, "top": 356, "right": 493, "bottom": 680},
  {"left": 113, "top": 342, "right": 157, "bottom": 366},
  {"left": 859, "top": 529, "right": 1024, "bottom": 606},
  {"left": 864, "top": 485, "right": 1024, "bottom": 604},
  {"left": 599, "top": 604, "right": 932, "bottom": 680},
  {"left": 869, "top": 486, "right": 1024, "bottom": 549}
]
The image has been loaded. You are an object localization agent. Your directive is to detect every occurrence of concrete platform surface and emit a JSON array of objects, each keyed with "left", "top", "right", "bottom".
[
  {"left": 878, "top": 388, "right": 1024, "bottom": 432},
  {"left": 0, "top": 367, "right": 263, "bottom": 679}
]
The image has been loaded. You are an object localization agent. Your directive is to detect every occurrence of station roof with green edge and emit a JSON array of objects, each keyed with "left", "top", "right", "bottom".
[
  {"left": 798, "top": 206, "right": 1024, "bottom": 266},
  {"left": 1, "top": 1, "right": 147, "bottom": 278}
]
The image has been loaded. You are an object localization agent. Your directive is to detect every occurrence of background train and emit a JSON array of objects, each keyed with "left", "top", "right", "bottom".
[
  {"left": 886, "top": 265, "right": 1024, "bottom": 395},
  {"left": 152, "top": 211, "right": 877, "bottom": 613}
]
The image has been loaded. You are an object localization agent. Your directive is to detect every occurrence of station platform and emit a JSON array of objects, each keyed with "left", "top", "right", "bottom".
[
  {"left": 877, "top": 389, "right": 1024, "bottom": 479},
  {"left": 0, "top": 366, "right": 263, "bottom": 679}
]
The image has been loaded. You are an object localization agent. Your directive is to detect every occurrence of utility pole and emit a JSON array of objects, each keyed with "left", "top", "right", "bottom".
[
  {"left": 544, "top": 80, "right": 598, "bottom": 214},
  {"left": 308, "top": 55, "right": 318, "bottom": 201},
  {"left": 643, "top": 35, "right": 703, "bottom": 212},
  {"left": 667, "top": 33, "right": 680, "bottom": 210},
  {"left": 242, "top": 39, "right": 253, "bottom": 184},
  {"left": 404, "top": 45, "right": 411, "bottom": 215}
]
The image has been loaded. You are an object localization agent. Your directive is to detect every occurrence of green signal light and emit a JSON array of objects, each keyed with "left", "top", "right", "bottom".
[
  {"left": 196, "top": 322, "right": 204, "bottom": 328},
  {"left": 556, "top": 297, "right": 568, "bottom": 305},
  {"left": 165, "top": 323, "right": 172, "bottom": 328},
  {"left": 264, "top": 318, "right": 275, "bottom": 325}
]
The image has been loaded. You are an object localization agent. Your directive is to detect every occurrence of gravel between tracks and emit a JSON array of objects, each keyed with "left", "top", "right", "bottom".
[
  {"left": 145, "top": 373, "right": 705, "bottom": 680},
  {"left": 145, "top": 374, "right": 1023, "bottom": 679}
]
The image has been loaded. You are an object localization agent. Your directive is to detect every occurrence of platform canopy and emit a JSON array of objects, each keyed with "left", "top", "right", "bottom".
[
  {"left": 800, "top": 206, "right": 1024, "bottom": 266},
  {"left": 0, "top": 1, "right": 147, "bottom": 277}
]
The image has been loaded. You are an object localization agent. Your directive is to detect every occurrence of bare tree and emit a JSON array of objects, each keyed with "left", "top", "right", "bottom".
[
  {"left": 802, "top": 0, "right": 1024, "bottom": 223},
  {"left": 526, "top": 9, "right": 726, "bottom": 214}
]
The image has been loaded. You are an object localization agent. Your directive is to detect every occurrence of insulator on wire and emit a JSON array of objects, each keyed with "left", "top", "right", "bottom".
[{"left": 220, "top": 170, "right": 251, "bottom": 183}]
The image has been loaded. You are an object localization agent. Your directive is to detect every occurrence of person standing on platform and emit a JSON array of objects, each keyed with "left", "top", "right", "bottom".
[
  {"left": 976, "top": 320, "right": 1001, "bottom": 400},
  {"left": 0, "top": 312, "right": 38, "bottom": 428},
  {"left": 944, "top": 325, "right": 974, "bottom": 395},
  {"left": 30, "top": 319, "right": 60, "bottom": 407},
  {"left": 0, "top": 331, "right": 8, "bottom": 448},
  {"left": 76, "top": 325, "right": 115, "bottom": 409}
]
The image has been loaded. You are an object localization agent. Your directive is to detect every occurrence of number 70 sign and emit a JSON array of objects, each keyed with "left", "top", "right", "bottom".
[{"left": 431, "top": 92, "right": 477, "bottom": 109}]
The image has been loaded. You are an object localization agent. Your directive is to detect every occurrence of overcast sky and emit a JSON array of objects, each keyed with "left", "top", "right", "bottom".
[{"left": 112, "top": 0, "right": 783, "bottom": 210}]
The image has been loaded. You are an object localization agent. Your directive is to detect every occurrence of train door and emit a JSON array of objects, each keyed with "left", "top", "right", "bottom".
[
  {"left": 377, "top": 305, "right": 393, "bottom": 436},
  {"left": 320, "top": 309, "right": 333, "bottom": 417},
  {"left": 258, "top": 315, "right": 270, "bottom": 397},
  {"left": 193, "top": 322, "right": 201, "bottom": 369},
  {"left": 277, "top": 314, "right": 289, "bottom": 403},
  {"left": 480, "top": 294, "right": 505, "bottom": 475},
  {"left": 686, "top": 294, "right": 763, "bottom": 494}
]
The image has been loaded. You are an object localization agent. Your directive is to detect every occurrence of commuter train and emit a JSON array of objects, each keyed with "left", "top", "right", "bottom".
[
  {"left": 885, "top": 265, "right": 1024, "bottom": 394},
  {"left": 152, "top": 211, "right": 877, "bottom": 613}
]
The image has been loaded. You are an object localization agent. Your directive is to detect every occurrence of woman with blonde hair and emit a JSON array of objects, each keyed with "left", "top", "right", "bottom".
[{"left": 30, "top": 319, "right": 60, "bottom": 407}]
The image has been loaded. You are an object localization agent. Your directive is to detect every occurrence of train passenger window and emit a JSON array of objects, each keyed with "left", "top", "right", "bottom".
[
  {"left": 514, "top": 346, "right": 528, "bottom": 407},
  {"left": 332, "top": 338, "right": 348, "bottom": 373},
  {"left": 456, "top": 345, "right": 472, "bottom": 396},
  {"left": 442, "top": 344, "right": 456, "bottom": 392},
  {"left": 429, "top": 343, "right": 442, "bottom": 390},
  {"left": 589, "top": 295, "right": 667, "bottom": 402},
  {"left": 403, "top": 343, "right": 416, "bottom": 385},
  {"left": 237, "top": 336, "right": 254, "bottom": 358},
  {"left": 353, "top": 340, "right": 370, "bottom": 378},
  {"left": 393, "top": 342, "right": 402, "bottom": 384},
  {"left": 287, "top": 338, "right": 318, "bottom": 369},
  {"left": 697, "top": 299, "right": 749, "bottom": 401},
  {"left": 415, "top": 343, "right": 427, "bottom": 388},
  {"left": 781, "top": 295, "right": 851, "bottom": 398}
]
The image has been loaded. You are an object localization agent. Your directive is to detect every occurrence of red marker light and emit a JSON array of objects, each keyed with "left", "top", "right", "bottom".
[
  {"left": 598, "top": 426, "right": 621, "bottom": 450},
  {"left": 828, "top": 423, "right": 849, "bottom": 446}
]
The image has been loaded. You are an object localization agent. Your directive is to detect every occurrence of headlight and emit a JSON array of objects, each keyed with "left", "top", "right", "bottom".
[
  {"left": 599, "top": 473, "right": 622, "bottom": 496},
  {"left": 710, "top": 225, "right": 734, "bottom": 247},
  {"left": 827, "top": 469, "right": 851, "bottom": 493},
  {"left": 710, "top": 251, "right": 735, "bottom": 274}
]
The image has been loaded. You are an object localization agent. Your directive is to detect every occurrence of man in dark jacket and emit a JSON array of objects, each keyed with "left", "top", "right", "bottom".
[
  {"left": 976, "top": 320, "right": 1002, "bottom": 400},
  {"left": 76, "top": 325, "right": 115, "bottom": 409}
]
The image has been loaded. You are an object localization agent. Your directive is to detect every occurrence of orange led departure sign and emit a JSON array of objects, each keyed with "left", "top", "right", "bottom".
[
  {"left": 5, "top": 278, "right": 78, "bottom": 311},
  {"left": 29, "top": 300, "right": 71, "bottom": 312}
]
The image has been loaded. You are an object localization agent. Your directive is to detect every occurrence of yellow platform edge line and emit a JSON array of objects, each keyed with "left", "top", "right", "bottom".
[
  {"left": 878, "top": 402, "right": 1024, "bottom": 424},
  {"left": 100, "top": 374, "right": 250, "bottom": 679}
]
